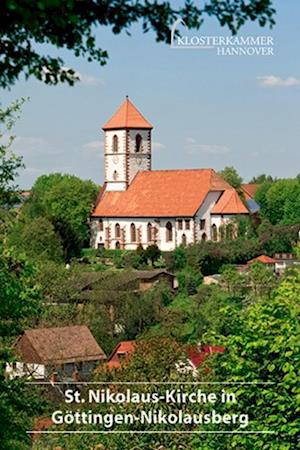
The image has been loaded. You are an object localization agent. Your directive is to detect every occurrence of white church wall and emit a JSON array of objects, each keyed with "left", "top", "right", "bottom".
[
  {"left": 174, "top": 218, "right": 195, "bottom": 247},
  {"left": 105, "top": 129, "right": 127, "bottom": 191},
  {"left": 92, "top": 217, "right": 197, "bottom": 251},
  {"left": 127, "top": 129, "right": 151, "bottom": 183},
  {"left": 194, "top": 191, "right": 222, "bottom": 241}
]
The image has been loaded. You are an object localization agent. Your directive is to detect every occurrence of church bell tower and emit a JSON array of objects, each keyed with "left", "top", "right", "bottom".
[{"left": 102, "top": 97, "right": 153, "bottom": 191}]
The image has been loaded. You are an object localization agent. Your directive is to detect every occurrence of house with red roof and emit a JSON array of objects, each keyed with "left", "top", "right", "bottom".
[
  {"left": 247, "top": 255, "right": 277, "bottom": 272},
  {"left": 105, "top": 340, "right": 224, "bottom": 374},
  {"left": 248, "top": 254, "right": 277, "bottom": 265},
  {"left": 90, "top": 98, "right": 251, "bottom": 251},
  {"left": 106, "top": 341, "right": 135, "bottom": 371},
  {"left": 187, "top": 344, "right": 225, "bottom": 369},
  {"left": 177, "top": 344, "right": 225, "bottom": 375}
]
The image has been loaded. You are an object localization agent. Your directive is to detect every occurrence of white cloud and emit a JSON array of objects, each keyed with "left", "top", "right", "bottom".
[
  {"left": 152, "top": 141, "right": 166, "bottom": 151},
  {"left": 78, "top": 73, "right": 105, "bottom": 87},
  {"left": 257, "top": 75, "right": 300, "bottom": 87},
  {"left": 185, "top": 139, "right": 230, "bottom": 155}
]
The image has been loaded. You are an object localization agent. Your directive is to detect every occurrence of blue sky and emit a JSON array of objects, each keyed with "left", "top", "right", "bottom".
[{"left": 1, "top": 0, "right": 300, "bottom": 189}]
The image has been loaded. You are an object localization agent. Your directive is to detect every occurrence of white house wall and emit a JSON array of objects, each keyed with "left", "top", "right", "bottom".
[{"left": 6, "top": 362, "right": 45, "bottom": 379}]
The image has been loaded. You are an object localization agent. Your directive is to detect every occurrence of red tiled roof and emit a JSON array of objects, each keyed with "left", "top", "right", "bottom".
[
  {"left": 187, "top": 344, "right": 225, "bottom": 369},
  {"left": 241, "top": 183, "right": 259, "bottom": 200},
  {"left": 107, "top": 341, "right": 135, "bottom": 370},
  {"left": 103, "top": 98, "right": 153, "bottom": 130},
  {"left": 211, "top": 189, "right": 249, "bottom": 215},
  {"left": 248, "top": 255, "right": 277, "bottom": 265},
  {"left": 92, "top": 169, "right": 232, "bottom": 218}
]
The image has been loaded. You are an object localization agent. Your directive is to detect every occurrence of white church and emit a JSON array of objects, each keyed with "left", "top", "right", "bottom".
[{"left": 90, "top": 97, "right": 251, "bottom": 251}]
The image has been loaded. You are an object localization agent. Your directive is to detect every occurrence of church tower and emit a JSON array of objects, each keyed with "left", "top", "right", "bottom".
[{"left": 102, "top": 97, "right": 153, "bottom": 191}]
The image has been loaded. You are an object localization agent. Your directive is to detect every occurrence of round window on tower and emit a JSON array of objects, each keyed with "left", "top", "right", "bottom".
[{"left": 135, "top": 134, "right": 142, "bottom": 152}]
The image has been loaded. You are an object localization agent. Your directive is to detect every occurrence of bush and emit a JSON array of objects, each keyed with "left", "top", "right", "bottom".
[
  {"left": 177, "top": 266, "right": 203, "bottom": 295},
  {"left": 144, "top": 244, "right": 161, "bottom": 265},
  {"left": 170, "top": 246, "right": 187, "bottom": 270}
]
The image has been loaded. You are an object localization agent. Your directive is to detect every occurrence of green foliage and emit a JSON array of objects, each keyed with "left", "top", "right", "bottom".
[
  {"left": 220, "top": 264, "right": 245, "bottom": 297},
  {"left": 200, "top": 270, "right": 300, "bottom": 449},
  {"left": 171, "top": 245, "right": 188, "bottom": 270},
  {"left": 0, "top": 2, "right": 275, "bottom": 89},
  {"left": 247, "top": 260, "right": 277, "bottom": 298},
  {"left": 256, "top": 178, "right": 300, "bottom": 225},
  {"left": 0, "top": 248, "right": 43, "bottom": 450},
  {"left": 186, "top": 238, "right": 260, "bottom": 275},
  {"left": 258, "top": 220, "right": 299, "bottom": 254},
  {"left": 144, "top": 244, "right": 161, "bottom": 265},
  {"left": 293, "top": 241, "right": 300, "bottom": 260},
  {"left": 0, "top": 248, "right": 41, "bottom": 337},
  {"left": 0, "top": 98, "right": 25, "bottom": 211},
  {"left": 218, "top": 166, "right": 243, "bottom": 189},
  {"left": 177, "top": 266, "right": 203, "bottom": 295},
  {"left": 0, "top": 376, "right": 45, "bottom": 450},
  {"left": 250, "top": 173, "right": 274, "bottom": 184},
  {"left": 23, "top": 173, "right": 98, "bottom": 258},
  {"left": 178, "top": 220, "right": 299, "bottom": 276},
  {"left": 220, "top": 262, "right": 277, "bottom": 300},
  {"left": 8, "top": 216, "right": 64, "bottom": 262},
  {"left": 191, "top": 284, "right": 242, "bottom": 340}
]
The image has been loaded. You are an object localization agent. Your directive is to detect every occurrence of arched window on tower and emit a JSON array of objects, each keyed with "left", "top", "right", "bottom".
[
  {"left": 211, "top": 224, "right": 218, "bottom": 241},
  {"left": 113, "top": 170, "right": 118, "bottom": 181},
  {"left": 147, "top": 223, "right": 152, "bottom": 242},
  {"left": 166, "top": 221, "right": 173, "bottom": 242},
  {"left": 115, "top": 223, "right": 121, "bottom": 238},
  {"left": 130, "top": 223, "right": 136, "bottom": 242},
  {"left": 135, "top": 133, "right": 142, "bottom": 152},
  {"left": 112, "top": 134, "right": 118, "bottom": 153}
]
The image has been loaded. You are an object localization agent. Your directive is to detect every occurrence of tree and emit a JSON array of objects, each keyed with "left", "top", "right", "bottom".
[
  {"left": 0, "top": 249, "right": 43, "bottom": 450},
  {"left": 144, "top": 244, "right": 161, "bottom": 265},
  {"left": 220, "top": 264, "right": 245, "bottom": 297},
  {"left": 8, "top": 216, "right": 64, "bottom": 262},
  {"left": 171, "top": 246, "right": 187, "bottom": 270},
  {"left": 198, "top": 269, "right": 300, "bottom": 449},
  {"left": 0, "top": 249, "right": 41, "bottom": 337},
  {"left": 0, "top": 99, "right": 45, "bottom": 450},
  {"left": 218, "top": 166, "right": 243, "bottom": 189},
  {"left": 256, "top": 178, "right": 300, "bottom": 225},
  {"left": 293, "top": 241, "right": 300, "bottom": 260},
  {"left": 177, "top": 266, "right": 203, "bottom": 295},
  {"left": 23, "top": 173, "right": 98, "bottom": 258},
  {"left": 0, "top": 98, "right": 25, "bottom": 210},
  {"left": 0, "top": 1, "right": 276, "bottom": 88},
  {"left": 247, "top": 260, "right": 276, "bottom": 298},
  {"left": 250, "top": 173, "right": 274, "bottom": 184}
]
